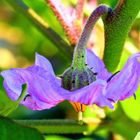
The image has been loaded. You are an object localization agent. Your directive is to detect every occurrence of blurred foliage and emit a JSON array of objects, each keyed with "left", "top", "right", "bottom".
[
  {"left": 0, "top": 116, "right": 44, "bottom": 140},
  {"left": 0, "top": 0, "right": 140, "bottom": 140},
  {"left": 134, "top": 132, "right": 140, "bottom": 140}
]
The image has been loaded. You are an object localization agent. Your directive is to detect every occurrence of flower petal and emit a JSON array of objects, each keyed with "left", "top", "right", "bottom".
[
  {"left": 35, "top": 53, "right": 55, "bottom": 75},
  {"left": 86, "top": 49, "right": 111, "bottom": 79},
  {"left": 1, "top": 65, "right": 114, "bottom": 110},
  {"left": 105, "top": 53, "right": 140, "bottom": 102},
  {"left": 1, "top": 53, "right": 115, "bottom": 110},
  {"left": 1, "top": 66, "right": 64, "bottom": 110},
  {"left": 61, "top": 80, "right": 114, "bottom": 109}
]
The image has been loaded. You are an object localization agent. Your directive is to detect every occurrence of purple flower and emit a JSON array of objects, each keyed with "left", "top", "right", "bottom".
[{"left": 1, "top": 50, "right": 140, "bottom": 111}]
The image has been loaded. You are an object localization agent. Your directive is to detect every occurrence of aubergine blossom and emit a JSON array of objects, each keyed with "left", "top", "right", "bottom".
[
  {"left": 1, "top": 50, "right": 140, "bottom": 110},
  {"left": 1, "top": 3, "right": 140, "bottom": 112}
]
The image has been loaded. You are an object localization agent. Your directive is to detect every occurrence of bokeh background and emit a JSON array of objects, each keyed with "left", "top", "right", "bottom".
[{"left": 0, "top": 0, "right": 140, "bottom": 140}]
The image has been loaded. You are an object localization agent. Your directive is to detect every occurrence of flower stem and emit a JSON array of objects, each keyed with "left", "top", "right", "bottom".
[{"left": 72, "top": 5, "right": 112, "bottom": 70}]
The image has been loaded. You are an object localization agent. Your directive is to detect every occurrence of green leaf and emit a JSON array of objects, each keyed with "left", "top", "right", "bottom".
[
  {"left": 0, "top": 116, "right": 44, "bottom": 140},
  {"left": 134, "top": 132, "right": 140, "bottom": 140},
  {"left": 0, "top": 76, "right": 27, "bottom": 116}
]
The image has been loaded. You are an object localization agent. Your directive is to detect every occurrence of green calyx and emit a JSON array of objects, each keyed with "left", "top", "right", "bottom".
[
  {"left": 61, "top": 66, "right": 96, "bottom": 91},
  {"left": 61, "top": 5, "right": 111, "bottom": 90}
]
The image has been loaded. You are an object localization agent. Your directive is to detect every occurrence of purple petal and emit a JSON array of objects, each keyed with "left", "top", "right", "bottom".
[
  {"left": 105, "top": 53, "right": 140, "bottom": 102},
  {"left": 1, "top": 53, "right": 115, "bottom": 110},
  {"left": 35, "top": 53, "right": 61, "bottom": 85},
  {"left": 86, "top": 49, "right": 111, "bottom": 80},
  {"left": 1, "top": 65, "right": 64, "bottom": 110},
  {"left": 35, "top": 53, "right": 55, "bottom": 75},
  {"left": 61, "top": 80, "right": 114, "bottom": 109},
  {"left": 1, "top": 65, "right": 114, "bottom": 110}
]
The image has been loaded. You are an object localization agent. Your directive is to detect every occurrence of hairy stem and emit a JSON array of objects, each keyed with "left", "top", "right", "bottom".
[
  {"left": 103, "top": 0, "right": 140, "bottom": 72},
  {"left": 47, "top": 0, "right": 79, "bottom": 45},
  {"left": 76, "top": 0, "right": 85, "bottom": 20},
  {"left": 72, "top": 5, "right": 112, "bottom": 69},
  {"left": 114, "top": 0, "right": 125, "bottom": 13}
]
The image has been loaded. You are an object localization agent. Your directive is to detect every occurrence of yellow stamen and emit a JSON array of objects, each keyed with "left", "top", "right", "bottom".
[{"left": 78, "top": 111, "right": 83, "bottom": 121}]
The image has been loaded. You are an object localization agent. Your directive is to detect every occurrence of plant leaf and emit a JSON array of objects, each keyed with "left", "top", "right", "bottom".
[{"left": 0, "top": 116, "right": 44, "bottom": 140}]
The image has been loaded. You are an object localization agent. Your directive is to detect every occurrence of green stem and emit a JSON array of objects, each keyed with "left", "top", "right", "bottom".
[
  {"left": 15, "top": 119, "right": 87, "bottom": 134},
  {"left": 103, "top": 0, "right": 140, "bottom": 72},
  {"left": 72, "top": 5, "right": 112, "bottom": 69},
  {"left": 5, "top": 0, "right": 72, "bottom": 59}
]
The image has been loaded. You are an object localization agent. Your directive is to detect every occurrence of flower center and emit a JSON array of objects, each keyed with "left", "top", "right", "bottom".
[
  {"left": 61, "top": 66, "right": 96, "bottom": 112},
  {"left": 62, "top": 67, "right": 96, "bottom": 91}
]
